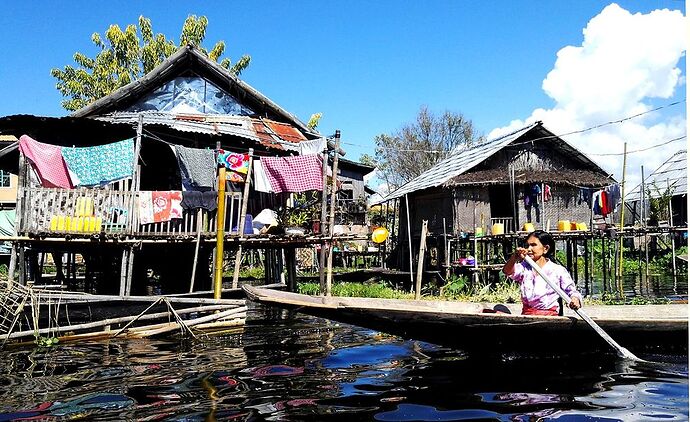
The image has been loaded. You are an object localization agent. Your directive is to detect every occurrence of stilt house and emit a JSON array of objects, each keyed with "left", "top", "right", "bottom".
[
  {"left": 379, "top": 122, "right": 615, "bottom": 271},
  {"left": 0, "top": 45, "right": 359, "bottom": 294},
  {"left": 625, "top": 149, "right": 687, "bottom": 227}
]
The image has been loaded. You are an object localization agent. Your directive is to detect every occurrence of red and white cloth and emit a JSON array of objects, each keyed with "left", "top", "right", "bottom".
[
  {"left": 18, "top": 135, "right": 73, "bottom": 189},
  {"left": 260, "top": 154, "right": 324, "bottom": 193},
  {"left": 139, "top": 191, "right": 183, "bottom": 224}
]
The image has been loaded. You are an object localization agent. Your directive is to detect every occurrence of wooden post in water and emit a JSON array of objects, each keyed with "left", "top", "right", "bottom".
[
  {"left": 584, "top": 238, "right": 590, "bottom": 296},
  {"left": 617, "top": 142, "right": 627, "bottom": 287},
  {"left": 641, "top": 166, "right": 649, "bottom": 278},
  {"left": 129, "top": 114, "right": 143, "bottom": 235},
  {"left": 214, "top": 167, "right": 227, "bottom": 299},
  {"left": 415, "top": 220, "right": 428, "bottom": 300},
  {"left": 125, "top": 246, "right": 135, "bottom": 295},
  {"left": 119, "top": 248, "right": 129, "bottom": 296},
  {"left": 601, "top": 236, "right": 607, "bottom": 293},
  {"left": 8, "top": 152, "right": 28, "bottom": 286},
  {"left": 285, "top": 247, "right": 297, "bottom": 292},
  {"left": 405, "top": 194, "right": 414, "bottom": 290},
  {"left": 189, "top": 208, "right": 203, "bottom": 293},
  {"left": 232, "top": 149, "right": 254, "bottom": 289},
  {"left": 325, "top": 131, "right": 341, "bottom": 297},
  {"left": 318, "top": 137, "right": 330, "bottom": 293},
  {"left": 667, "top": 178, "right": 677, "bottom": 279}
]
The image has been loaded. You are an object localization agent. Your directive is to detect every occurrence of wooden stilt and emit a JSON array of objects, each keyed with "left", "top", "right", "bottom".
[
  {"left": 415, "top": 220, "right": 428, "bottom": 300},
  {"left": 125, "top": 246, "right": 135, "bottom": 296},
  {"left": 214, "top": 168, "right": 227, "bottom": 299},
  {"left": 18, "top": 244, "right": 25, "bottom": 286},
  {"left": 189, "top": 208, "right": 203, "bottom": 293},
  {"left": 325, "top": 131, "right": 341, "bottom": 297},
  {"left": 232, "top": 149, "right": 254, "bottom": 289},
  {"left": 584, "top": 238, "right": 590, "bottom": 296},
  {"left": 318, "top": 137, "right": 330, "bottom": 294},
  {"left": 285, "top": 247, "right": 297, "bottom": 292},
  {"left": 405, "top": 194, "right": 414, "bottom": 290},
  {"left": 119, "top": 248, "right": 128, "bottom": 296}
]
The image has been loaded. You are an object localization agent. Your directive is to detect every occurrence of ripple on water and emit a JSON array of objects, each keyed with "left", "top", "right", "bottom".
[{"left": 0, "top": 308, "right": 686, "bottom": 420}]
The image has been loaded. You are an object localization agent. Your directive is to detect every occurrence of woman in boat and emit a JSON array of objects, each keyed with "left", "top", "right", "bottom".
[{"left": 502, "top": 230, "right": 582, "bottom": 316}]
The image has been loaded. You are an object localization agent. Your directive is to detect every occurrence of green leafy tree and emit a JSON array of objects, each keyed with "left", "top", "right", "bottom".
[
  {"left": 371, "top": 106, "right": 484, "bottom": 190},
  {"left": 51, "top": 15, "right": 251, "bottom": 111}
]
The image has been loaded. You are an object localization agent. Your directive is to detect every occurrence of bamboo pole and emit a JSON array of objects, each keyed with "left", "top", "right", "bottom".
[
  {"left": 189, "top": 208, "right": 203, "bottom": 293},
  {"left": 318, "top": 138, "right": 330, "bottom": 293},
  {"left": 414, "top": 220, "right": 428, "bottom": 300},
  {"left": 119, "top": 248, "right": 128, "bottom": 296},
  {"left": 617, "top": 142, "right": 627, "bottom": 290},
  {"left": 214, "top": 167, "right": 227, "bottom": 299},
  {"left": 667, "top": 178, "right": 677, "bottom": 279},
  {"left": 129, "top": 114, "right": 143, "bottom": 235},
  {"left": 232, "top": 148, "right": 254, "bottom": 289},
  {"left": 1, "top": 305, "right": 246, "bottom": 341},
  {"left": 642, "top": 166, "right": 649, "bottom": 278},
  {"left": 125, "top": 246, "right": 135, "bottom": 295},
  {"left": 325, "top": 131, "right": 341, "bottom": 297},
  {"left": 405, "top": 194, "right": 414, "bottom": 290}
]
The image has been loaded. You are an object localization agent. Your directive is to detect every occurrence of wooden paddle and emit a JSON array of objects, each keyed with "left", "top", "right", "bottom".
[{"left": 523, "top": 255, "right": 642, "bottom": 361}]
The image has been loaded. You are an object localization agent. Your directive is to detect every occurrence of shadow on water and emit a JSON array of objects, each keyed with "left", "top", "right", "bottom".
[{"left": 0, "top": 304, "right": 686, "bottom": 421}]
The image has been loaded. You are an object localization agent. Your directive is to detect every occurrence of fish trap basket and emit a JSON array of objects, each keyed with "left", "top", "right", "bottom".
[{"left": 0, "top": 281, "right": 30, "bottom": 337}]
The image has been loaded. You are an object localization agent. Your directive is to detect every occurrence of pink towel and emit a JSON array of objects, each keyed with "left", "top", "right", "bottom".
[
  {"left": 260, "top": 154, "right": 323, "bottom": 193},
  {"left": 18, "top": 135, "right": 73, "bottom": 188}
]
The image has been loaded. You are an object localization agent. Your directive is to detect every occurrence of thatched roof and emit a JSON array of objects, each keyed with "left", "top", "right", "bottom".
[
  {"left": 444, "top": 168, "right": 613, "bottom": 187},
  {"left": 378, "top": 122, "right": 613, "bottom": 202}
]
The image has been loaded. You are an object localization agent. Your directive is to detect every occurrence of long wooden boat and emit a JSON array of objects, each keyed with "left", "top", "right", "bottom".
[{"left": 243, "top": 285, "right": 689, "bottom": 354}]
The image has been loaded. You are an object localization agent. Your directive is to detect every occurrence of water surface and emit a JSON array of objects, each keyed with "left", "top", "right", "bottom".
[{"left": 0, "top": 304, "right": 686, "bottom": 421}]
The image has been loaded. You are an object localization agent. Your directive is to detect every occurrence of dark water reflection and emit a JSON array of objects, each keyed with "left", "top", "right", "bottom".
[
  {"left": 582, "top": 273, "right": 688, "bottom": 301},
  {"left": 0, "top": 304, "right": 687, "bottom": 421}
]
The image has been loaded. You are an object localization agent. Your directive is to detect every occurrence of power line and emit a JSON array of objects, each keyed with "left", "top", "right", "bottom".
[{"left": 343, "top": 99, "right": 686, "bottom": 155}]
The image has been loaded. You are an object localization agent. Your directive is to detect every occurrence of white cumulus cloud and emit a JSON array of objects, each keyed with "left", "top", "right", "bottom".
[{"left": 489, "top": 3, "right": 687, "bottom": 192}]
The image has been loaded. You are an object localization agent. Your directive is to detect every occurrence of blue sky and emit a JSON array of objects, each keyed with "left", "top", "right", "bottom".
[{"left": 0, "top": 1, "right": 686, "bottom": 191}]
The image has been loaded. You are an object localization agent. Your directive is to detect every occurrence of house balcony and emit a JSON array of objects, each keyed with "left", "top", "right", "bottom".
[{"left": 19, "top": 187, "right": 244, "bottom": 238}]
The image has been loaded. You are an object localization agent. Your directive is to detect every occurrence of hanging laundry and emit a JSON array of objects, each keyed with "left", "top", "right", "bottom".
[
  {"left": 543, "top": 184, "right": 552, "bottom": 201},
  {"left": 298, "top": 137, "right": 327, "bottom": 155},
  {"left": 592, "top": 190, "right": 602, "bottom": 214},
  {"left": 174, "top": 145, "right": 216, "bottom": 190},
  {"left": 252, "top": 160, "right": 273, "bottom": 193},
  {"left": 139, "top": 191, "right": 183, "bottom": 224},
  {"left": 61, "top": 138, "right": 134, "bottom": 186},
  {"left": 18, "top": 135, "right": 73, "bottom": 189},
  {"left": 217, "top": 150, "right": 250, "bottom": 182},
  {"left": 601, "top": 190, "right": 610, "bottom": 216},
  {"left": 604, "top": 184, "right": 621, "bottom": 212},
  {"left": 181, "top": 191, "right": 217, "bottom": 211},
  {"left": 261, "top": 154, "right": 324, "bottom": 193}
]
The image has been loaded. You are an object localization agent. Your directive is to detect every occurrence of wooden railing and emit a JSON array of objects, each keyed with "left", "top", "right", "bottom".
[
  {"left": 20, "top": 187, "right": 244, "bottom": 237},
  {"left": 490, "top": 217, "right": 514, "bottom": 234}
]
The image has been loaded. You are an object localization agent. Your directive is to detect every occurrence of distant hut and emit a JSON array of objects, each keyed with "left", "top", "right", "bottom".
[{"left": 379, "top": 122, "right": 615, "bottom": 271}]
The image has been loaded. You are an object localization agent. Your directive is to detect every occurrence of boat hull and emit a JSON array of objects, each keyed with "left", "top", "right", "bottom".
[{"left": 243, "top": 286, "right": 688, "bottom": 354}]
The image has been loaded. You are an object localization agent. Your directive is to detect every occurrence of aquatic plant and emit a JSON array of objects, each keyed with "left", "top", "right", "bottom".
[{"left": 298, "top": 282, "right": 412, "bottom": 299}]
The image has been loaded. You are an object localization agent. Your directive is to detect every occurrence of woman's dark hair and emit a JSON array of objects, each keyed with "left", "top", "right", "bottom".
[{"left": 525, "top": 230, "right": 556, "bottom": 258}]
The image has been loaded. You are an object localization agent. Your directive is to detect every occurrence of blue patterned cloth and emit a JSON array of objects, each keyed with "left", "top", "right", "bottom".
[{"left": 61, "top": 139, "right": 134, "bottom": 186}]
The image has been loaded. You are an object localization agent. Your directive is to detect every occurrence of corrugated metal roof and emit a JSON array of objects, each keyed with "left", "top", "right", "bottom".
[
  {"left": 378, "top": 123, "right": 539, "bottom": 202},
  {"left": 93, "top": 112, "right": 314, "bottom": 151},
  {"left": 265, "top": 120, "right": 307, "bottom": 143},
  {"left": 625, "top": 150, "right": 687, "bottom": 200}
]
